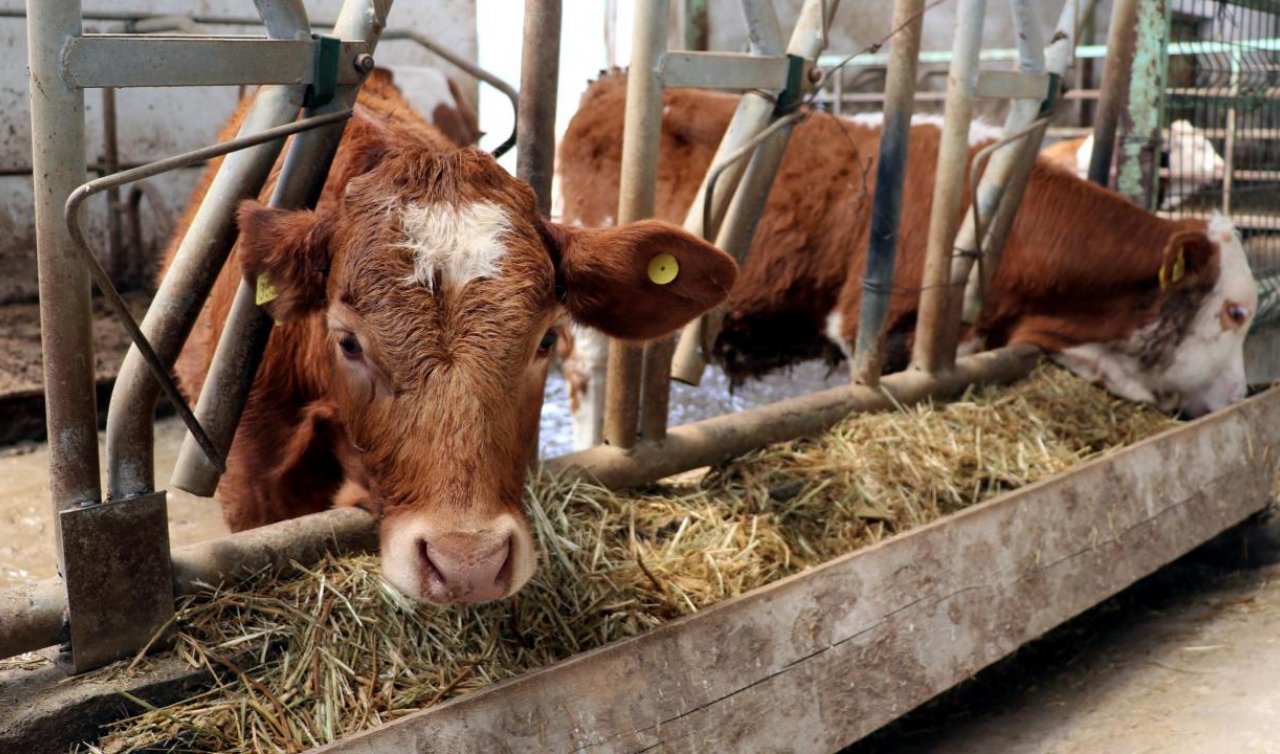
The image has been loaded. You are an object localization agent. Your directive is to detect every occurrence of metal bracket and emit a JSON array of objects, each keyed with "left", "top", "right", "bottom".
[
  {"left": 59, "top": 491, "right": 173, "bottom": 673},
  {"left": 775, "top": 53, "right": 807, "bottom": 113},
  {"left": 306, "top": 34, "right": 342, "bottom": 108}
]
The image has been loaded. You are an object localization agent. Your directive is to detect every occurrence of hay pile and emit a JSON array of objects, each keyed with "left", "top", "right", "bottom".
[{"left": 87, "top": 364, "right": 1175, "bottom": 753}]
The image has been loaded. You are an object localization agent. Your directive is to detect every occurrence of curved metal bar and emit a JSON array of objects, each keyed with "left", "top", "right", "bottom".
[
  {"left": 381, "top": 29, "right": 521, "bottom": 158},
  {"left": 700, "top": 110, "right": 806, "bottom": 239},
  {"left": 66, "top": 109, "right": 353, "bottom": 479}
]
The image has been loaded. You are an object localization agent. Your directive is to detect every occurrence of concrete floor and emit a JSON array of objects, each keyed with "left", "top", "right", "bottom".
[
  {"left": 0, "top": 418, "right": 227, "bottom": 589},
  {"left": 848, "top": 525, "right": 1280, "bottom": 754}
]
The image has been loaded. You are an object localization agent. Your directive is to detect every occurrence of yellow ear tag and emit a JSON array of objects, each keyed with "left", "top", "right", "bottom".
[
  {"left": 647, "top": 253, "right": 679, "bottom": 285},
  {"left": 1159, "top": 248, "right": 1186, "bottom": 290},
  {"left": 255, "top": 272, "right": 279, "bottom": 306}
]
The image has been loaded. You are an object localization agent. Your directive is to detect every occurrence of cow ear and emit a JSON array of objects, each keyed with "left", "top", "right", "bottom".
[
  {"left": 547, "top": 220, "right": 738, "bottom": 340},
  {"left": 237, "top": 200, "right": 334, "bottom": 322},
  {"left": 1159, "top": 230, "right": 1217, "bottom": 290}
]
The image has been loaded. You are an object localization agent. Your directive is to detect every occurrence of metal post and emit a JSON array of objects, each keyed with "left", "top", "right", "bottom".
[
  {"left": 516, "top": 0, "right": 561, "bottom": 215},
  {"left": 910, "top": 0, "right": 986, "bottom": 375},
  {"left": 102, "top": 87, "right": 126, "bottom": 286},
  {"left": 170, "top": 0, "right": 390, "bottom": 496},
  {"left": 27, "top": 0, "right": 97, "bottom": 556},
  {"left": 1114, "top": 0, "right": 1168, "bottom": 208},
  {"left": 603, "top": 0, "right": 669, "bottom": 449},
  {"left": 682, "top": 0, "right": 709, "bottom": 51},
  {"left": 1087, "top": 0, "right": 1139, "bottom": 187},
  {"left": 850, "top": 0, "right": 924, "bottom": 386},
  {"left": 1223, "top": 50, "right": 1240, "bottom": 216}
]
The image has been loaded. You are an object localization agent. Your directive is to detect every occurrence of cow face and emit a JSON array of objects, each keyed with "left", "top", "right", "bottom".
[
  {"left": 1053, "top": 213, "right": 1258, "bottom": 418},
  {"left": 237, "top": 146, "right": 736, "bottom": 604}
]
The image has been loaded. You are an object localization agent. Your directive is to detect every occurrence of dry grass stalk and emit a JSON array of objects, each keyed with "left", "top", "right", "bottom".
[{"left": 84, "top": 364, "right": 1175, "bottom": 753}]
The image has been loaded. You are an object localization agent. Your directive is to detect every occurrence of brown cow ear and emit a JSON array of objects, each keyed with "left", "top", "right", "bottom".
[
  {"left": 1159, "top": 230, "right": 1217, "bottom": 290},
  {"left": 548, "top": 219, "right": 738, "bottom": 341},
  {"left": 237, "top": 200, "right": 334, "bottom": 322}
]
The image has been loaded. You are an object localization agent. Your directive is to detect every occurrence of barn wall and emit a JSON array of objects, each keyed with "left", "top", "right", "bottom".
[{"left": 0, "top": 0, "right": 477, "bottom": 305}]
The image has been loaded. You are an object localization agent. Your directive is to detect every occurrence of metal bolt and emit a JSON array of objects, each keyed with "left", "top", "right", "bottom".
[
  {"left": 355, "top": 54, "right": 376, "bottom": 73},
  {"left": 808, "top": 66, "right": 824, "bottom": 84}
]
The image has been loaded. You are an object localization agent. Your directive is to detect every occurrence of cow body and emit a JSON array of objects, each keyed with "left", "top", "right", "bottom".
[
  {"left": 558, "top": 72, "right": 1256, "bottom": 441},
  {"left": 170, "top": 69, "right": 736, "bottom": 603}
]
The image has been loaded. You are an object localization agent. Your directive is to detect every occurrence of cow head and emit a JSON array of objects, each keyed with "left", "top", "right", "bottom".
[
  {"left": 1052, "top": 213, "right": 1258, "bottom": 418},
  {"left": 237, "top": 145, "right": 736, "bottom": 604}
]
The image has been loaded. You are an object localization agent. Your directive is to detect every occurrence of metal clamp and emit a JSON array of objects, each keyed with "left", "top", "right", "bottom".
[{"left": 306, "top": 34, "right": 342, "bottom": 108}]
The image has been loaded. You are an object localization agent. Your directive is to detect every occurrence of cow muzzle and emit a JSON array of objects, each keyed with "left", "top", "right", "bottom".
[{"left": 380, "top": 513, "right": 534, "bottom": 604}]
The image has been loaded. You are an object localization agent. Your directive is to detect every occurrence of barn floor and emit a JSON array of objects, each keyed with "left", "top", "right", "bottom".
[{"left": 848, "top": 521, "right": 1280, "bottom": 754}]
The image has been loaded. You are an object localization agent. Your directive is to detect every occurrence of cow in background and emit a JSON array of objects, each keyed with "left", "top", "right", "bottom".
[
  {"left": 1040, "top": 120, "right": 1226, "bottom": 209},
  {"left": 557, "top": 72, "right": 1257, "bottom": 449},
  {"left": 169, "top": 69, "right": 737, "bottom": 603}
]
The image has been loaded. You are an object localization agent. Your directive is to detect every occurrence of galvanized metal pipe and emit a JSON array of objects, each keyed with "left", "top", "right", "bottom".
[
  {"left": 603, "top": 0, "right": 669, "bottom": 450},
  {"left": 171, "top": 0, "right": 391, "bottom": 497},
  {"left": 515, "top": 0, "right": 561, "bottom": 214},
  {"left": 910, "top": 0, "right": 987, "bottom": 375},
  {"left": 1087, "top": 0, "right": 1139, "bottom": 187},
  {"left": 669, "top": 0, "right": 840, "bottom": 387},
  {"left": 27, "top": 0, "right": 98, "bottom": 568},
  {"left": 101, "top": 87, "right": 126, "bottom": 286},
  {"left": 850, "top": 0, "right": 925, "bottom": 386}
]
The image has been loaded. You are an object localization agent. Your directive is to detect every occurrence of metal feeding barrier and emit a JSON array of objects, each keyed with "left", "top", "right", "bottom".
[{"left": 566, "top": 0, "right": 1080, "bottom": 456}]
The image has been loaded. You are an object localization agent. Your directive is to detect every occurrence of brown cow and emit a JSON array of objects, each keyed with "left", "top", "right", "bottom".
[
  {"left": 169, "top": 69, "right": 737, "bottom": 603},
  {"left": 557, "top": 72, "right": 1257, "bottom": 447}
]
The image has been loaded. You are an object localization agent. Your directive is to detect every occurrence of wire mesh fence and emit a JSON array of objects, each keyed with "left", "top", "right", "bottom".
[{"left": 1163, "top": 0, "right": 1280, "bottom": 326}]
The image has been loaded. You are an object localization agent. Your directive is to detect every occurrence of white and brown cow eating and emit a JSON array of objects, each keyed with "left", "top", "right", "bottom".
[
  {"left": 557, "top": 72, "right": 1257, "bottom": 447},
  {"left": 170, "top": 69, "right": 737, "bottom": 604}
]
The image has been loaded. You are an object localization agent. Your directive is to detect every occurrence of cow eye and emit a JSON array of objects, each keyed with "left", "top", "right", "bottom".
[
  {"left": 338, "top": 332, "right": 363, "bottom": 359},
  {"left": 1226, "top": 303, "right": 1249, "bottom": 326},
  {"left": 537, "top": 329, "right": 558, "bottom": 356}
]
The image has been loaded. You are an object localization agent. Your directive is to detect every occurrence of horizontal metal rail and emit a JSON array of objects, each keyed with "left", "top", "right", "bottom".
[
  {"left": 662, "top": 51, "right": 795, "bottom": 90},
  {"left": 63, "top": 109, "right": 354, "bottom": 480},
  {"left": 63, "top": 36, "right": 369, "bottom": 89}
]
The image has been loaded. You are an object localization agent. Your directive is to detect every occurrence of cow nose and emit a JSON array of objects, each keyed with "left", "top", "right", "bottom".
[{"left": 416, "top": 532, "right": 514, "bottom": 604}]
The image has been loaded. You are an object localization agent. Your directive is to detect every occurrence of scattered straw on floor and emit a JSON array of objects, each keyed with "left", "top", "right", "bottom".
[{"left": 86, "top": 364, "right": 1176, "bottom": 753}]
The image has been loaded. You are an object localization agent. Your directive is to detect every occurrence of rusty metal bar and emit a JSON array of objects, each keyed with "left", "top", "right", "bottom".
[
  {"left": 1087, "top": 0, "right": 1140, "bottom": 187},
  {"left": 911, "top": 0, "right": 987, "bottom": 375},
  {"left": 603, "top": 0, "right": 670, "bottom": 449},
  {"left": 851, "top": 0, "right": 924, "bottom": 386},
  {"left": 101, "top": 87, "right": 126, "bottom": 286},
  {"left": 514, "top": 0, "right": 561, "bottom": 214},
  {"left": 170, "top": 0, "right": 390, "bottom": 497},
  {"left": 1114, "top": 0, "right": 1168, "bottom": 208}
]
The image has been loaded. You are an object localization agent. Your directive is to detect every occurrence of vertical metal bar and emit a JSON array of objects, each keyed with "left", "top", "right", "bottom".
[
  {"left": 603, "top": 0, "right": 669, "bottom": 449},
  {"left": 1222, "top": 49, "right": 1240, "bottom": 216},
  {"left": 27, "top": 0, "right": 97, "bottom": 563},
  {"left": 1088, "top": 0, "right": 1140, "bottom": 187},
  {"left": 102, "top": 87, "right": 126, "bottom": 286},
  {"left": 170, "top": 0, "right": 390, "bottom": 496},
  {"left": 516, "top": 0, "right": 561, "bottom": 215},
  {"left": 850, "top": 0, "right": 924, "bottom": 386},
  {"left": 911, "top": 0, "right": 986, "bottom": 375},
  {"left": 1115, "top": 0, "right": 1168, "bottom": 208}
]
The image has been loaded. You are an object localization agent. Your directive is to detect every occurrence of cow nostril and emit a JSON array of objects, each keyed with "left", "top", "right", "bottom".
[
  {"left": 493, "top": 536, "right": 515, "bottom": 593},
  {"left": 416, "top": 538, "right": 447, "bottom": 594}
]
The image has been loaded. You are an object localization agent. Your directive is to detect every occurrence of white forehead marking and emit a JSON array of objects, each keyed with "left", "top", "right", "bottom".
[{"left": 399, "top": 201, "right": 511, "bottom": 291}]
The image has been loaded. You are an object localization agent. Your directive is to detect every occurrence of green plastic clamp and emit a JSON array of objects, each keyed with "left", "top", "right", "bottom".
[
  {"left": 305, "top": 34, "right": 341, "bottom": 109},
  {"left": 775, "top": 54, "right": 807, "bottom": 114}
]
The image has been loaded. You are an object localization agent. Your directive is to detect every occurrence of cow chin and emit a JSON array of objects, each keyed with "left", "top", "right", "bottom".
[{"left": 378, "top": 511, "right": 537, "bottom": 604}]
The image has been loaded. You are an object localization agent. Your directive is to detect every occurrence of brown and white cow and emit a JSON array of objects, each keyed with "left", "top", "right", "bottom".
[
  {"left": 170, "top": 69, "right": 736, "bottom": 603},
  {"left": 557, "top": 72, "right": 1257, "bottom": 447}
]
